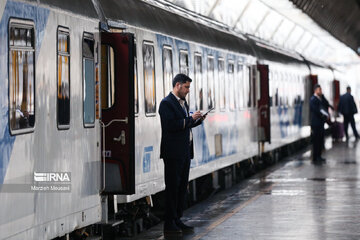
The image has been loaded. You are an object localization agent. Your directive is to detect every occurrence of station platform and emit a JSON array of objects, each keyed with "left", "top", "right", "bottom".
[{"left": 129, "top": 137, "right": 360, "bottom": 240}]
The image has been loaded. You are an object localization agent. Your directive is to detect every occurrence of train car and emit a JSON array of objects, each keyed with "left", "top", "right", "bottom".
[
  {"left": 99, "top": 0, "right": 262, "bottom": 204},
  {"left": 248, "top": 37, "right": 312, "bottom": 152},
  {"left": 0, "top": 0, "right": 349, "bottom": 239},
  {"left": 0, "top": 0, "right": 102, "bottom": 239}
]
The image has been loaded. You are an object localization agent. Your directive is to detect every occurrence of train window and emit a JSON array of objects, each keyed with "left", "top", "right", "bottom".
[
  {"left": 218, "top": 58, "right": 226, "bottom": 111},
  {"left": 100, "top": 45, "right": 115, "bottom": 109},
  {"left": 57, "top": 27, "right": 70, "bottom": 129},
  {"left": 228, "top": 61, "right": 235, "bottom": 111},
  {"left": 143, "top": 41, "right": 156, "bottom": 115},
  {"left": 163, "top": 46, "right": 173, "bottom": 97},
  {"left": 82, "top": 33, "right": 95, "bottom": 127},
  {"left": 207, "top": 56, "right": 215, "bottom": 109},
  {"left": 179, "top": 50, "right": 189, "bottom": 75},
  {"left": 179, "top": 50, "right": 189, "bottom": 103},
  {"left": 194, "top": 53, "right": 203, "bottom": 110},
  {"left": 237, "top": 63, "right": 244, "bottom": 109},
  {"left": 9, "top": 20, "right": 35, "bottom": 134},
  {"left": 244, "top": 67, "right": 252, "bottom": 108},
  {"left": 134, "top": 39, "right": 139, "bottom": 114}
]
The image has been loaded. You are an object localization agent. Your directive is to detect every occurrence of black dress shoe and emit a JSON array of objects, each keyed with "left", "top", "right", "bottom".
[
  {"left": 175, "top": 220, "right": 194, "bottom": 233},
  {"left": 164, "top": 221, "right": 182, "bottom": 237}
]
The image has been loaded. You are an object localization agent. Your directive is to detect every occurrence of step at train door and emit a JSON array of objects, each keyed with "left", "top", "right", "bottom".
[
  {"left": 256, "top": 64, "right": 271, "bottom": 143},
  {"left": 100, "top": 32, "right": 135, "bottom": 194}
]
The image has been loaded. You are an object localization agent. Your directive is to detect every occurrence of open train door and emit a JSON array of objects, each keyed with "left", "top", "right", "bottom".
[
  {"left": 310, "top": 74, "right": 318, "bottom": 88},
  {"left": 100, "top": 32, "right": 135, "bottom": 194},
  {"left": 257, "top": 64, "right": 271, "bottom": 143}
]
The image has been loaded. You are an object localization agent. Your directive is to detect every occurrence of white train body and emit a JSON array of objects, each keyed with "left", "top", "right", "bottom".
[{"left": 0, "top": 0, "right": 347, "bottom": 239}]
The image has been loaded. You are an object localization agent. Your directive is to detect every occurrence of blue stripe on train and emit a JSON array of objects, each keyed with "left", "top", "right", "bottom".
[{"left": 0, "top": 0, "right": 49, "bottom": 184}]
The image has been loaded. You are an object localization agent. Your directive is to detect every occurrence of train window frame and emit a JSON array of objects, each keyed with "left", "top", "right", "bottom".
[
  {"left": 142, "top": 41, "right": 157, "bottom": 117},
  {"left": 134, "top": 38, "right": 139, "bottom": 116},
  {"left": 82, "top": 32, "right": 96, "bottom": 128},
  {"left": 207, "top": 55, "right": 215, "bottom": 110},
  {"left": 179, "top": 49, "right": 190, "bottom": 104},
  {"left": 218, "top": 58, "right": 226, "bottom": 111},
  {"left": 194, "top": 52, "right": 203, "bottom": 111},
  {"left": 162, "top": 45, "right": 173, "bottom": 98},
  {"left": 237, "top": 62, "right": 245, "bottom": 110},
  {"left": 8, "top": 19, "right": 36, "bottom": 135},
  {"left": 228, "top": 60, "right": 236, "bottom": 111},
  {"left": 100, "top": 44, "right": 116, "bottom": 110},
  {"left": 56, "top": 26, "right": 71, "bottom": 130}
]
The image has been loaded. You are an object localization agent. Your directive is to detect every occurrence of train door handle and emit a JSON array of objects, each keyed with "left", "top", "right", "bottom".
[
  {"left": 113, "top": 130, "right": 126, "bottom": 145},
  {"left": 261, "top": 110, "right": 267, "bottom": 119}
]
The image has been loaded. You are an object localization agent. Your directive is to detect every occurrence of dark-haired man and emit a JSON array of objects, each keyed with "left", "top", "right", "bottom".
[
  {"left": 159, "top": 73, "right": 205, "bottom": 237},
  {"left": 338, "top": 86, "right": 359, "bottom": 141},
  {"left": 310, "top": 84, "right": 328, "bottom": 163}
]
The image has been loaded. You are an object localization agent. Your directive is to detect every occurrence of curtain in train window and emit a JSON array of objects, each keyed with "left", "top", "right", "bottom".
[
  {"left": 83, "top": 35, "right": 95, "bottom": 126},
  {"left": 179, "top": 51, "right": 189, "bottom": 103},
  {"left": 237, "top": 63, "right": 244, "bottom": 108},
  {"left": 9, "top": 23, "right": 35, "bottom": 132},
  {"left": 218, "top": 59, "right": 226, "bottom": 110},
  {"left": 179, "top": 51, "right": 189, "bottom": 75},
  {"left": 57, "top": 29, "right": 70, "bottom": 128},
  {"left": 194, "top": 54, "right": 203, "bottom": 110},
  {"left": 207, "top": 57, "right": 215, "bottom": 109},
  {"left": 228, "top": 62, "right": 235, "bottom": 111},
  {"left": 134, "top": 40, "right": 139, "bottom": 114},
  {"left": 163, "top": 46, "right": 173, "bottom": 97},
  {"left": 143, "top": 42, "right": 156, "bottom": 114}
]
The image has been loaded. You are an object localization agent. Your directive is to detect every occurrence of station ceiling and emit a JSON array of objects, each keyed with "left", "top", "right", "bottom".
[
  {"left": 290, "top": 0, "right": 360, "bottom": 56},
  {"left": 149, "top": 0, "right": 360, "bottom": 66}
]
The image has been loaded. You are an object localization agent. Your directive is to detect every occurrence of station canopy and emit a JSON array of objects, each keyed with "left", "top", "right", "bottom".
[{"left": 145, "top": 0, "right": 360, "bottom": 67}]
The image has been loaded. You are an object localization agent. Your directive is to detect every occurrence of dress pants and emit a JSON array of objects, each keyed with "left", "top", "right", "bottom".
[
  {"left": 312, "top": 126, "right": 324, "bottom": 161},
  {"left": 163, "top": 157, "right": 191, "bottom": 225},
  {"left": 343, "top": 114, "right": 359, "bottom": 139}
]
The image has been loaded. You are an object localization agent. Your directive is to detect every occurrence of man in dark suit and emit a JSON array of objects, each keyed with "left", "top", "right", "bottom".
[
  {"left": 338, "top": 86, "right": 359, "bottom": 141},
  {"left": 310, "top": 84, "right": 328, "bottom": 162},
  {"left": 159, "top": 73, "right": 205, "bottom": 237}
]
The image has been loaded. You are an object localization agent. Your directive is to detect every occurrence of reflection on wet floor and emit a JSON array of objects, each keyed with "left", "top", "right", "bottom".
[{"left": 129, "top": 138, "right": 360, "bottom": 240}]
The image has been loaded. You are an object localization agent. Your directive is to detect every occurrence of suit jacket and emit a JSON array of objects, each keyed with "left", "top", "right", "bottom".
[
  {"left": 159, "top": 93, "right": 202, "bottom": 160},
  {"left": 338, "top": 93, "right": 357, "bottom": 116},
  {"left": 310, "top": 95, "right": 326, "bottom": 128}
]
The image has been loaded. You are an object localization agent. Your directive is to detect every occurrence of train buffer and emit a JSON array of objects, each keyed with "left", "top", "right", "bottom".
[{"left": 132, "top": 138, "right": 360, "bottom": 239}]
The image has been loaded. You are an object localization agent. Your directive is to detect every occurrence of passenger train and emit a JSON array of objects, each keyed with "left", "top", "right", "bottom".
[{"left": 0, "top": 0, "right": 352, "bottom": 239}]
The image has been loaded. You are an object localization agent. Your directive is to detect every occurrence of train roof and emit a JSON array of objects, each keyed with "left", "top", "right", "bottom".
[
  {"left": 26, "top": 0, "right": 322, "bottom": 67},
  {"left": 39, "top": 0, "right": 99, "bottom": 19},
  {"left": 98, "top": 0, "right": 256, "bottom": 56}
]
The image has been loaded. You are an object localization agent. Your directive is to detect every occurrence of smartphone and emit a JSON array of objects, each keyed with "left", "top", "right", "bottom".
[{"left": 203, "top": 107, "right": 215, "bottom": 116}]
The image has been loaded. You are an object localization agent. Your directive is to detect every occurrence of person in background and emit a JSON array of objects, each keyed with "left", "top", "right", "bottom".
[
  {"left": 320, "top": 94, "right": 334, "bottom": 150},
  {"left": 310, "top": 84, "right": 328, "bottom": 163},
  {"left": 158, "top": 73, "right": 206, "bottom": 237},
  {"left": 338, "top": 86, "right": 359, "bottom": 141}
]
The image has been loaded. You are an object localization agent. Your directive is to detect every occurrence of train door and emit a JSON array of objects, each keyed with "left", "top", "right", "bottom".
[
  {"left": 310, "top": 74, "right": 318, "bottom": 87},
  {"left": 257, "top": 64, "right": 271, "bottom": 143},
  {"left": 100, "top": 32, "right": 135, "bottom": 194},
  {"left": 333, "top": 80, "right": 340, "bottom": 112}
]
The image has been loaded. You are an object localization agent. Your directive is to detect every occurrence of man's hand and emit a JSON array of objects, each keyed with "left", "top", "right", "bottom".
[{"left": 191, "top": 111, "right": 202, "bottom": 120}]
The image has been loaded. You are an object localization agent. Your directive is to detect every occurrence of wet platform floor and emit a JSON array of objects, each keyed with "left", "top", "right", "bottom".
[{"left": 130, "top": 138, "right": 360, "bottom": 240}]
